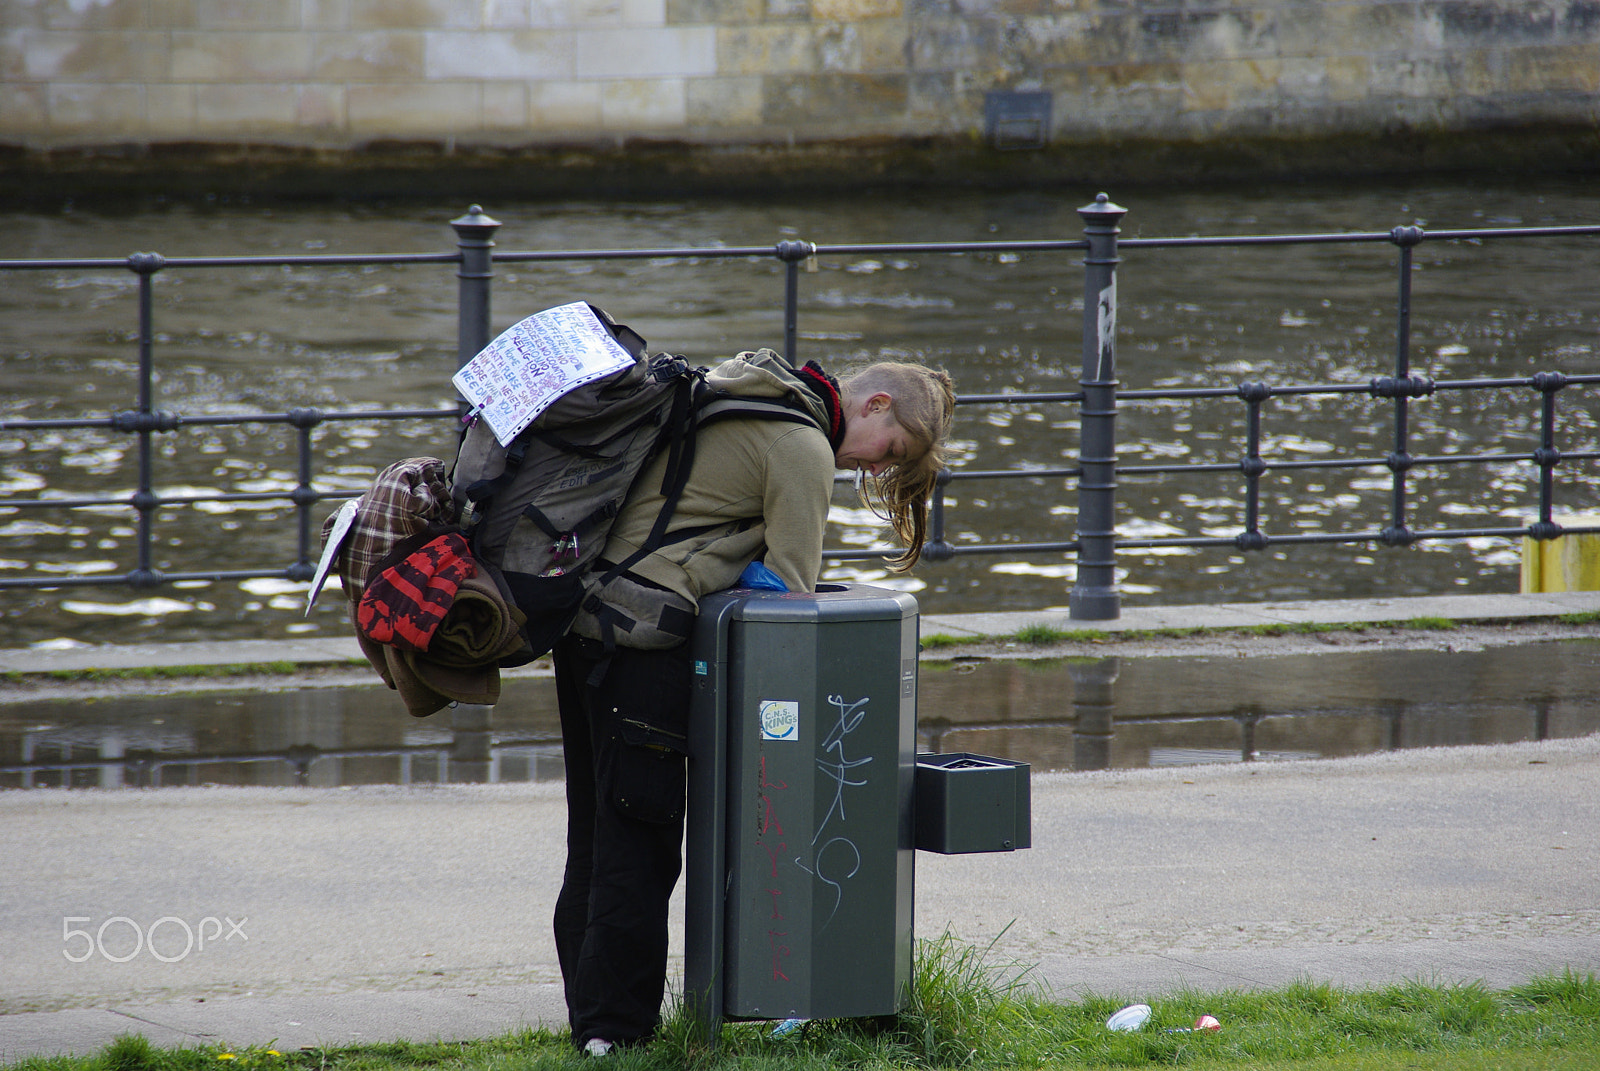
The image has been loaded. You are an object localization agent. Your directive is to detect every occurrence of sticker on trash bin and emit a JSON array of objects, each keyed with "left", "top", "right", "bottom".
[{"left": 759, "top": 700, "right": 800, "bottom": 741}]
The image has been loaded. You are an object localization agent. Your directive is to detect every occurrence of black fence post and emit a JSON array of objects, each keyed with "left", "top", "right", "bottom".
[
  {"left": 1382, "top": 225, "right": 1425, "bottom": 547},
  {"left": 775, "top": 239, "right": 814, "bottom": 364},
  {"left": 1070, "top": 194, "right": 1125, "bottom": 620},
  {"left": 453, "top": 205, "right": 501, "bottom": 407},
  {"left": 287, "top": 408, "right": 324, "bottom": 581},
  {"left": 127, "top": 252, "right": 166, "bottom": 588}
]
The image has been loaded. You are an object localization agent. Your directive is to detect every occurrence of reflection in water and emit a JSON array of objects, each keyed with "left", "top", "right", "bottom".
[
  {"left": 917, "top": 640, "right": 1600, "bottom": 771},
  {"left": 4, "top": 641, "right": 1597, "bottom": 789},
  {"left": 0, "top": 677, "right": 563, "bottom": 790}
]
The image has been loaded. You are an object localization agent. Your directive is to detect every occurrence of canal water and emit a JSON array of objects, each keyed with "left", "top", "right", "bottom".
[
  {"left": 4, "top": 639, "right": 1597, "bottom": 789},
  {"left": 2, "top": 176, "right": 1598, "bottom": 648}
]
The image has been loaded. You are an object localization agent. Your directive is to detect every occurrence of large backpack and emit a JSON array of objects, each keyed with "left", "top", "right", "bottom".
[{"left": 449, "top": 305, "right": 824, "bottom": 658}]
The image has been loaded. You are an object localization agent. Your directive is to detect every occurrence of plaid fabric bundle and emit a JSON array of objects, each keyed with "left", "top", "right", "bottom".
[
  {"left": 320, "top": 456, "right": 455, "bottom": 597},
  {"left": 356, "top": 530, "right": 475, "bottom": 652}
]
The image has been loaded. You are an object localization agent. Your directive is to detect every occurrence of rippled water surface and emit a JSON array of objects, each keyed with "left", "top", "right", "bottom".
[{"left": 2, "top": 178, "right": 1598, "bottom": 647}]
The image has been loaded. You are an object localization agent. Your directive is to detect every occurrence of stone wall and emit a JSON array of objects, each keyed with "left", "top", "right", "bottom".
[{"left": 2, "top": 0, "right": 1597, "bottom": 182}]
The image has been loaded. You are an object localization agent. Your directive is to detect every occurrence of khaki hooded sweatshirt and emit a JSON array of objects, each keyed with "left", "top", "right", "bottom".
[{"left": 569, "top": 349, "right": 838, "bottom": 645}]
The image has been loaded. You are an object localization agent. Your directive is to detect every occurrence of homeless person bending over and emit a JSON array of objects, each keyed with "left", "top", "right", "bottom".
[{"left": 550, "top": 349, "right": 955, "bottom": 1055}]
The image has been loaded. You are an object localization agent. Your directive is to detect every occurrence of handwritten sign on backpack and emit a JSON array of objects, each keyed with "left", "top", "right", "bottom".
[{"left": 452, "top": 301, "right": 636, "bottom": 447}]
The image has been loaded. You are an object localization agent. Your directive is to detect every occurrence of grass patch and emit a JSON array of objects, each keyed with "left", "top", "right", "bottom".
[
  {"left": 36, "top": 661, "right": 359, "bottom": 682},
  {"left": 1402, "top": 615, "right": 1458, "bottom": 631},
  {"left": 936, "top": 615, "right": 1484, "bottom": 653},
  {"left": 1011, "top": 623, "right": 1108, "bottom": 645},
  {"left": 11, "top": 940, "right": 1598, "bottom": 1071},
  {"left": 1558, "top": 610, "right": 1600, "bottom": 626}
]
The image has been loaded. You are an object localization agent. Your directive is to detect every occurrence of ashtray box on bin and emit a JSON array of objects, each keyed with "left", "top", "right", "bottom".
[{"left": 914, "top": 752, "right": 1032, "bottom": 855}]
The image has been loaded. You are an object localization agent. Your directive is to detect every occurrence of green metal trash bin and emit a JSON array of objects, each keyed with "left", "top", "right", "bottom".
[{"left": 684, "top": 583, "right": 918, "bottom": 1031}]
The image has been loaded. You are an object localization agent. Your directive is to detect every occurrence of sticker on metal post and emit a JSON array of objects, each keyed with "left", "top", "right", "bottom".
[{"left": 759, "top": 700, "right": 800, "bottom": 742}]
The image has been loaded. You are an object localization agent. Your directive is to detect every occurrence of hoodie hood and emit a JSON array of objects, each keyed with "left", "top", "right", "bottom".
[{"left": 703, "top": 349, "right": 843, "bottom": 451}]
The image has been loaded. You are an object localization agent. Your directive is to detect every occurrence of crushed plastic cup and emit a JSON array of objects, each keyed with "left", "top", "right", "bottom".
[
  {"left": 1105, "top": 1004, "right": 1152, "bottom": 1031},
  {"left": 1165, "top": 1014, "right": 1223, "bottom": 1034}
]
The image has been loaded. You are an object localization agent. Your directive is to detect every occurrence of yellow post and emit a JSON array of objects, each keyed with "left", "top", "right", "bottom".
[{"left": 1522, "top": 513, "right": 1600, "bottom": 592}]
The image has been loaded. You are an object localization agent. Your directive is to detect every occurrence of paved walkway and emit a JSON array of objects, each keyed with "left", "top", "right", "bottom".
[{"left": 2, "top": 592, "right": 1599, "bottom": 1060}]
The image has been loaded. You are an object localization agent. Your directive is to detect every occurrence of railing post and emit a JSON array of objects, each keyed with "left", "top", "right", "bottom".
[
  {"left": 1070, "top": 194, "right": 1125, "bottom": 620},
  {"left": 1381, "top": 225, "right": 1425, "bottom": 547},
  {"left": 127, "top": 252, "right": 166, "bottom": 589},
  {"left": 287, "top": 407, "right": 324, "bottom": 581},
  {"left": 775, "top": 239, "right": 814, "bottom": 364},
  {"left": 452, "top": 205, "right": 501, "bottom": 393}
]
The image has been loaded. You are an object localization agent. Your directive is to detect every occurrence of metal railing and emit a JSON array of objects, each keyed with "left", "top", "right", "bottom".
[{"left": 2, "top": 198, "right": 1598, "bottom": 620}]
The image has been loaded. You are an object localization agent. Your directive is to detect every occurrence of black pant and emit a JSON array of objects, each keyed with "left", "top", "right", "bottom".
[{"left": 552, "top": 636, "right": 692, "bottom": 1049}]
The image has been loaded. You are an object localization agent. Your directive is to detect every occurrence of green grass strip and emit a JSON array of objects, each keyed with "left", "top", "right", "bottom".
[
  {"left": 7, "top": 937, "right": 1596, "bottom": 1071},
  {"left": 16, "top": 660, "right": 370, "bottom": 684}
]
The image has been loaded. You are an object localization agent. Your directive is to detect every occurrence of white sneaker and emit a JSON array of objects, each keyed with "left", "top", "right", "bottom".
[{"left": 583, "top": 1038, "right": 614, "bottom": 1057}]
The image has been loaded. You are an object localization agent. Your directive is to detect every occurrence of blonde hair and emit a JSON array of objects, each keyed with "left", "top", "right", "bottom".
[{"left": 840, "top": 362, "right": 956, "bottom": 571}]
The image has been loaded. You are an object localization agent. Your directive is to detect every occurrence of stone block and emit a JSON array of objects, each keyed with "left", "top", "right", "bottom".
[
  {"left": 1323, "top": 54, "right": 1374, "bottom": 101},
  {"left": 1007, "top": 14, "right": 1095, "bottom": 70},
  {"left": 47, "top": 82, "right": 145, "bottom": 134},
  {"left": 1491, "top": 42, "right": 1600, "bottom": 93},
  {"left": 6, "top": 30, "right": 170, "bottom": 81},
  {"left": 1124, "top": 8, "right": 1280, "bottom": 64},
  {"left": 815, "top": 22, "right": 863, "bottom": 72},
  {"left": 909, "top": 16, "right": 1000, "bottom": 72},
  {"left": 0, "top": 84, "right": 48, "bottom": 136},
  {"left": 853, "top": 19, "right": 910, "bottom": 72},
  {"left": 717, "top": 25, "right": 817, "bottom": 76},
  {"left": 1428, "top": 0, "right": 1597, "bottom": 45},
  {"left": 301, "top": 0, "right": 353, "bottom": 31},
  {"left": 485, "top": 0, "right": 532, "bottom": 28},
  {"left": 529, "top": 79, "right": 603, "bottom": 127},
  {"left": 3, "top": 0, "right": 146, "bottom": 31},
  {"left": 622, "top": 0, "right": 669, "bottom": 23},
  {"left": 296, "top": 83, "right": 347, "bottom": 130},
  {"left": 1178, "top": 57, "right": 1285, "bottom": 112},
  {"left": 1274, "top": 56, "right": 1328, "bottom": 97},
  {"left": 534, "top": 0, "right": 666, "bottom": 26},
  {"left": 1307, "top": 1, "right": 1435, "bottom": 56},
  {"left": 347, "top": 81, "right": 482, "bottom": 134},
  {"left": 313, "top": 32, "right": 426, "bottom": 81},
  {"left": 766, "top": 0, "right": 809, "bottom": 19},
  {"left": 194, "top": 83, "right": 300, "bottom": 131},
  {"left": 349, "top": 0, "right": 480, "bottom": 31},
  {"left": 424, "top": 30, "right": 576, "bottom": 80},
  {"left": 482, "top": 80, "right": 529, "bottom": 126},
  {"left": 907, "top": 71, "right": 979, "bottom": 131},
  {"left": 813, "top": 0, "right": 901, "bottom": 18},
  {"left": 600, "top": 77, "right": 687, "bottom": 128},
  {"left": 575, "top": 26, "right": 716, "bottom": 78},
  {"left": 685, "top": 73, "right": 763, "bottom": 123},
  {"left": 1075, "top": 60, "right": 1184, "bottom": 114},
  {"left": 761, "top": 71, "right": 907, "bottom": 129},
  {"left": 667, "top": 0, "right": 765, "bottom": 26},
  {"left": 145, "top": 83, "right": 200, "bottom": 136},
  {"left": 528, "top": 0, "right": 571, "bottom": 27},
  {"left": 149, "top": 0, "right": 301, "bottom": 30},
  {"left": 170, "top": 32, "right": 314, "bottom": 81}
]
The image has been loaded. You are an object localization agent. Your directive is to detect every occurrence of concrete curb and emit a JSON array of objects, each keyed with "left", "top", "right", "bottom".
[{"left": 4, "top": 591, "right": 1599, "bottom": 675}]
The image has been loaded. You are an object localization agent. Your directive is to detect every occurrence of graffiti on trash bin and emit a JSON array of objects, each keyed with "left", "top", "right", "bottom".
[
  {"left": 793, "top": 693, "right": 872, "bottom": 929},
  {"left": 756, "top": 753, "right": 794, "bottom": 981}
]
